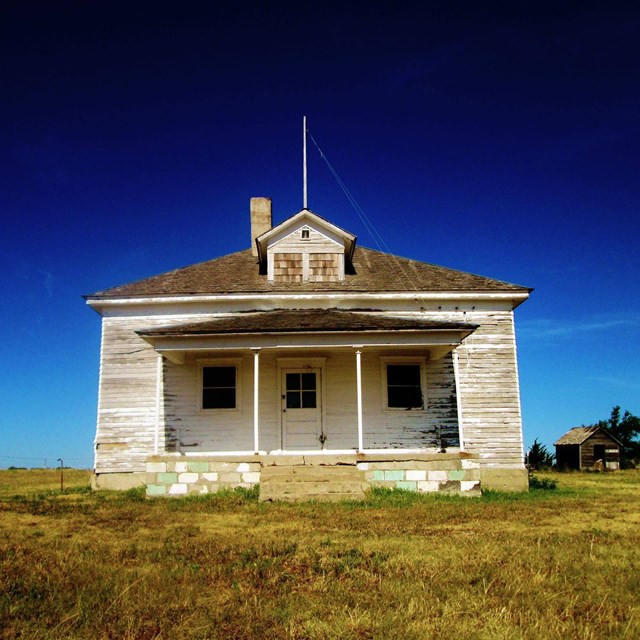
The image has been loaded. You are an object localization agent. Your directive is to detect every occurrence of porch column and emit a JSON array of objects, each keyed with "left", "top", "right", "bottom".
[
  {"left": 252, "top": 349, "right": 260, "bottom": 453},
  {"left": 355, "top": 348, "right": 364, "bottom": 453},
  {"left": 452, "top": 349, "right": 465, "bottom": 451},
  {"left": 154, "top": 354, "right": 163, "bottom": 455}
]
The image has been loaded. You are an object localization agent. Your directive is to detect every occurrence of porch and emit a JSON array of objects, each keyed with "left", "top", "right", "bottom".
[
  {"left": 138, "top": 309, "right": 480, "bottom": 499},
  {"left": 139, "top": 309, "right": 476, "bottom": 447},
  {"left": 145, "top": 451, "right": 482, "bottom": 500}
]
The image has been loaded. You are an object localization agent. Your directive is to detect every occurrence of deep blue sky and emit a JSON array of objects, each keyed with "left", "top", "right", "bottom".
[{"left": 1, "top": 1, "right": 638, "bottom": 468}]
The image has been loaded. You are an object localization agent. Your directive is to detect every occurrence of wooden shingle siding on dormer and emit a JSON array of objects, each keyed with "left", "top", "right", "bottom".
[
  {"left": 268, "top": 220, "right": 346, "bottom": 282},
  {"left": 271, "top": 252, "right": 344, "bottom": 283},
  {"left": 273, "top": 253, "right": 303, "bottom": 282},
  {"left": 308, "top": 253, "right": 341, "bottom": 282}
]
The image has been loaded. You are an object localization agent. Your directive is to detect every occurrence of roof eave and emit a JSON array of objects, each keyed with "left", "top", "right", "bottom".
[
  {"left": 137, "top": 327, "right": 478, "bottom": 339},
  {"left": 86, "top": 289, "right": 531, "bottom": 304}
]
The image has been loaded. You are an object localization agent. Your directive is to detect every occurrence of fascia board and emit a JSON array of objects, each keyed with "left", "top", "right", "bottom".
[
  {"left": 87, "top": 290, "right": 530, "bottom": 308},
  {"left": 140, "top": 329, "right": 470, "bottom": 352}
]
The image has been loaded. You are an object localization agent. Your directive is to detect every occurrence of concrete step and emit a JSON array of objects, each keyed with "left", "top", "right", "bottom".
[
  {"left": 261, "top": 471, "right": 361, "bottom": 484},
  {"left": 261, "top": 491, "right": 366, "bottom": 503},
  {"left": 261, "top": 464, "right": 357, "bottom": 477},
  {"left": 261, "top": 481, "right": 367, "bottom": 495},
  {"left": 259, "top": 464, "right": 367, "bottom": 502}
]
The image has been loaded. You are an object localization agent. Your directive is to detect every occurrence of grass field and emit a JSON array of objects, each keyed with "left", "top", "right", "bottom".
[{"left": 1, "top": 469, "right": 638, "bottom": 639}]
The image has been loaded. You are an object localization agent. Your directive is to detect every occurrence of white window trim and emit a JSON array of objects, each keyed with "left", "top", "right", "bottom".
[
  {"left": 380, "top": 356, "right": 427, "bottom": 412},
  {"left": 197, "top": 357, "right": 242, "bottom": 413}
]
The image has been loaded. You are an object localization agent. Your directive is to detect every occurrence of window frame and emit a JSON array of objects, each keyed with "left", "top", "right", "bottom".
[
  {"left": 284, "top": 371, "right": 318, "bottom": 409},
  {"left": 197, "top": 358, "right": 242, "bottom": 413},
  {"left": 380, "top": 357, "right": 427, "bottom": 412}
]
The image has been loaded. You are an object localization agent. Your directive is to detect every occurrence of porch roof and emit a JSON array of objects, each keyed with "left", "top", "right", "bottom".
[
  {"left": 137, "top": 309, "right": 478, "bottom": 363},
  {"left": 137, "top": 309, "right": 477, "bottom": 337}
]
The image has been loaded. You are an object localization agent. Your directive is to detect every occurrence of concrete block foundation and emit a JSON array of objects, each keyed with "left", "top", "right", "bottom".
[
  {"left": 141, "top": 452, "right": 501, "bottom": 500},
  {"left": 93, "top": 454, "right": 528, "bottom": 498}
]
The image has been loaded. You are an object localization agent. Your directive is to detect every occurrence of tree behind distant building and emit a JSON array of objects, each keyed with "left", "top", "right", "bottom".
[
  {"left": 526, "top": 439, "right": 554, "bottom": 470},
  {"left": 592, "top": 406, "right": 640, "bottom": 468}
]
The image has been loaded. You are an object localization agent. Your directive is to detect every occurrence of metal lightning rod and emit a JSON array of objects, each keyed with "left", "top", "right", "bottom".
[{"left": 303, "top": 115, "right": 308, "bottom": 209}]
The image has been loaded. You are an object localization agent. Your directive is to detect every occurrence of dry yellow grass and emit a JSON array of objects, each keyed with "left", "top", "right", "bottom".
[
  {"left": 0, "top": 468, "right": 92, "bottom": 498},
  {"left": 1, "top": 469, "right": 638, "bottom": 639}
]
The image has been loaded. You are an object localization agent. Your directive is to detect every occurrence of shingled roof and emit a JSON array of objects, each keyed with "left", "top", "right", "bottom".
[
  {"left": 554, "top": 426, "right": 622, "bottom": 447},
  {"left": 87, "top": 246, "right": 531, "bottom": 298},
  {"left": 136, "top": 309, "right": 478, "bottom": 337}
]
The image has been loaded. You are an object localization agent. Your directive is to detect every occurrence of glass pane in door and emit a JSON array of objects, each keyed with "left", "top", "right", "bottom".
[{"left": 286, "top": 372, "right": 317, "bottom": 409}]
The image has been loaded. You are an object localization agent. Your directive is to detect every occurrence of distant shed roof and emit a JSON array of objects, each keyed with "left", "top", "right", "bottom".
[
  {"left": 87, "top": 247, "right": 532, "bottom": 299},
  {"left": 554, "top": 426, "right": 622, "bottom": 447}
]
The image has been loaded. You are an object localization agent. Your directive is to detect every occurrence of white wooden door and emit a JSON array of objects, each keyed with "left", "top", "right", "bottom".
[{"left": 282, "top": 368, "right": 322, "bottom": 450}]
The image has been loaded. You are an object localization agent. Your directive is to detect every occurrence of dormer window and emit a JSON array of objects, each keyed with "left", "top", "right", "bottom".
[{"left": 258, "top": 210, "right": 355, "bottom": 283}]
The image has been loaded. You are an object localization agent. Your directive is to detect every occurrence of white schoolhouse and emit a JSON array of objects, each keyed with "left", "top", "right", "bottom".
[{"left": 86, "top": 197, "right": 531, "bottom": 499}]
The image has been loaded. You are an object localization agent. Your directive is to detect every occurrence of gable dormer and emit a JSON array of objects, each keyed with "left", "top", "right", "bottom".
[{"left": 255, "top": 209, "right": 356, "bottom": 283}]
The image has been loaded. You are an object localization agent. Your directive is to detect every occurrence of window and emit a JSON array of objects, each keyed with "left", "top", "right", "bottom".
[
  {"left": 301, "top": 228, "right": 310, "bottom": 240},
  {"left": 285, "top": 372, "right": 317, "bottom": 408},
  {"left": 386, "top": 364, "right": 424, "bottom": 409},
  {"left": 202, "top": 365, "right": 236, "bottom": 410}
]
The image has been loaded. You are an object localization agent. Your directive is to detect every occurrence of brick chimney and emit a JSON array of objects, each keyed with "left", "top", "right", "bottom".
[{"left": 250, "top": 197, "right": 272, "bottom": 256}]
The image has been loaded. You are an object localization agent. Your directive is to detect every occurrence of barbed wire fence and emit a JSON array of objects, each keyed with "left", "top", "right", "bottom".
[{"left": 0, "top": 455, "right": 94, "bottom": 469}]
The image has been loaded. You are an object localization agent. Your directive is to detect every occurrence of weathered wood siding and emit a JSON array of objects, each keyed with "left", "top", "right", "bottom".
[
  {"left": 580, "top": 432, "right": 620, "bottom": 469},
  {"left": 163, "top": 351, "right": 280, "bottom": 453},
  {"left": 162, "top": 349, "right": 458, "bottom": 452},
  {"left": 323, "top": 351, "right": 459, "bottom": 450},
  {"left": 268, "top": 225, "right": 345, "bottom": 282},
  {"left": 94, "top": 307, "right": 524, "bottom": 473},
  {"left": 308, "top": 253, "right": 341, "bottom": 282},
  {"left": 273, "top": 225, "right": 342, "bottom": 253},
  {"left": 272, "top": 253, "right": 303, "bottom": 283},
  {"left": 450, "top": 310, "right": 524, "bottom": 468},
  {"left": 376, "top": 310, "right": 524, "bottom": 467},
  {"left": 95, "top": 316, "right": 163, "bottom": 473}
]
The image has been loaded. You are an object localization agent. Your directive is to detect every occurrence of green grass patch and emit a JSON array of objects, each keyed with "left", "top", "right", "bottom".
[{"left": 529, "top": 474, "right": 558, "bottom": 490}]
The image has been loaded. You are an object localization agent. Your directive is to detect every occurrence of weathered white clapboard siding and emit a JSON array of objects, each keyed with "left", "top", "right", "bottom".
[
  {"left": 95, "top": 313, "right": 215, "bottom": 472},
  {"left": 160, "top": 348, "right": 459, "bottom": 453},
  {"left": 95, "top": 305, "right": 524, "bottom": 474},
  {"left": 272, "top": 225, "right": 343, "bottom": 253},
  {"left": 379, "top": 309, "right": 524, "bottom": 467},
  {"left": 164, "top": 351, "right": 280, "bottom": 452},
  {"left": 454, "top": 311, "right": 523, "bottom": 467},
  {"left": 95, "top": 317, "right": 158, "bottom": 472},
  {"left": 321, "top": 351, "right": 459, "bottom": 450}
]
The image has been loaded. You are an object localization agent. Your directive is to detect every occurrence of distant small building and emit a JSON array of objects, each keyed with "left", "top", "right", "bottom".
[{"left": 554, "top": 426, "right": 621, "bottom": 471}]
